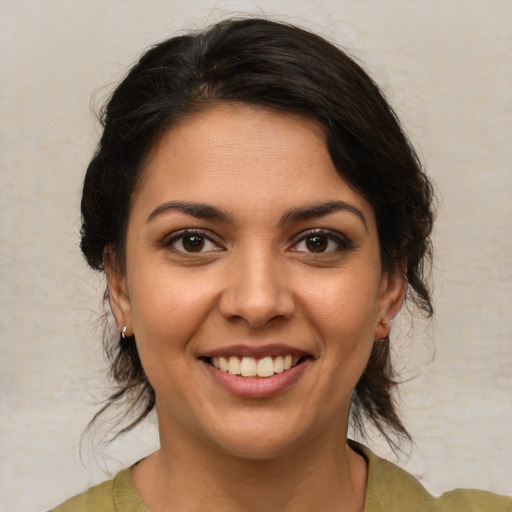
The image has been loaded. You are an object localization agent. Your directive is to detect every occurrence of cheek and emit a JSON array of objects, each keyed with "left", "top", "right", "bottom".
[
  {"left": 299, "top": 271, "right": 379, "bottom": 375},
  {"left": 302, "top": 272, "right": 380, "bottom": 334},
  {"left": 128, "top": 267, "right": 219, "bottom": 353},
  {"left": 127, "top": 275, "right": 216, "bottom": 402}
]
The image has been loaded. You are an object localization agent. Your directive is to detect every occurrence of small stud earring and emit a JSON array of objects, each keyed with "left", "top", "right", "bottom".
[{"left": 121, "top": 325, "right": 127, "bottom": 339}]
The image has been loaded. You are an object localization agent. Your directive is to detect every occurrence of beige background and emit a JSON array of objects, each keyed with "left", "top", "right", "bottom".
[{"left": 1, "top": 1, "right": 511, "bottom": 510}]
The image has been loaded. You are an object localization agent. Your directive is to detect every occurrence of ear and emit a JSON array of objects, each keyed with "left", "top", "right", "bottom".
[
  {"left": 104, "top": 248, "right": 133, "bottom": 336},
  {"left": 374, "top": 266, "right": 407, "bottom": 340}
]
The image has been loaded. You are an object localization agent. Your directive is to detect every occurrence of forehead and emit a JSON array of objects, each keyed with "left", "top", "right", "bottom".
[{"left": 133, "top": 103, "right": 374, "bottom": 223}]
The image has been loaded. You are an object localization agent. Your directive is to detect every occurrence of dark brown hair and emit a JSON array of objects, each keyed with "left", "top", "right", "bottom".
[{"left": 81, "top": 18, "right": 434, "bottom": 447}]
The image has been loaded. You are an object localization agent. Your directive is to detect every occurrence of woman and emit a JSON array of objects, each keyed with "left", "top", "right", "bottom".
[{"left": 51, "top": 18, "right": 511, "bottom": 512}]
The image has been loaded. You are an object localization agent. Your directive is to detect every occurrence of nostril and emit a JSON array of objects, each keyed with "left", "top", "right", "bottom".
[{"left": 218, "top": 266, "right": 295, "bottom": 327}]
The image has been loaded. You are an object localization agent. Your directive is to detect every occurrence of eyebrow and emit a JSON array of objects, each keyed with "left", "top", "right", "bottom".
[
  {"left": 280, "top": 200, "right": 368, "bottom": 232},
  {"left": 147, "top": 201, "right": 231, "bottom": 223},
  {"left": 147, "top": 199, "right": 367, "bottom": 231}
]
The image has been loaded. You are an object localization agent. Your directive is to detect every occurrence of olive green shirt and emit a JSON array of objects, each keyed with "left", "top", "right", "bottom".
[{"left": 50, "top": 444, "right": 511, "bottom": 511}]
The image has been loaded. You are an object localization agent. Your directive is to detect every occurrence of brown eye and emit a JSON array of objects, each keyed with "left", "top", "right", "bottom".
[
  {"left": 181, "top": 234, "right": 205, "bottom": 252},
  {"left": 167, "top": 230, "right": 222, "bottom": 254},
  {"left": 292, "top": 230, "right": 353, "bottom": 255},
  {"left": 305, "top": 235, "right": 328, "bottom": 253}
]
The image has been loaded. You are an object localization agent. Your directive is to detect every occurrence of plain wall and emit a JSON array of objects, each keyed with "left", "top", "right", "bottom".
[{"left": 1, "top": 1, "right": 511, "bottom": 510}]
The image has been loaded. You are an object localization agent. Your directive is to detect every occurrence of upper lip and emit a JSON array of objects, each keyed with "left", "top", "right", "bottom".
[{"left": 199, "top": 344, "right": 312, "bottom": 359}]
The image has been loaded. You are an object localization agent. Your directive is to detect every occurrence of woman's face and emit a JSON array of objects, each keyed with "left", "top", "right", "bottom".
[{"left": 108, "top": 104, "right": 404, "bottom": 459}]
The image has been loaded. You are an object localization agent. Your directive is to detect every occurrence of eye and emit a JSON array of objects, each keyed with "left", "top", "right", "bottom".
[
  {"left": 292, "top": 230, "right": 353, "bottom": 254},
  {"left": 165, "top": 230, "right": 222, "bottom": 254}
]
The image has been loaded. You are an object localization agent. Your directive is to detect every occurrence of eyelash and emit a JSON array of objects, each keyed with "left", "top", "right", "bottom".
[
  {"left": 291, "top": 229, "right": 355, "bottom": 255},
  {"left": 162, "top": 229, "right": 223, "bottom": 254},
  {"left": 162, "top": 228, "right": 354, "bottom": 255}
]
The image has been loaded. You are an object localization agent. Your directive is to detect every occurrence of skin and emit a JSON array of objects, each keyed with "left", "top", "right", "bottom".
[{"left": 107, "top": 103, "right": 405, "bottom": 511}]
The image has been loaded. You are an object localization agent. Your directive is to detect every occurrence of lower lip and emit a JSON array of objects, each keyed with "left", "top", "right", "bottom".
[{"left": 202, "top": 359, "right": 310, "bottom": 398}]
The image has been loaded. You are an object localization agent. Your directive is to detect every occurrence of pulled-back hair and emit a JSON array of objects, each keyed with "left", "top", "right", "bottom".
[{"left": 81, "top": 17, "right": 434, "bottom": 447}]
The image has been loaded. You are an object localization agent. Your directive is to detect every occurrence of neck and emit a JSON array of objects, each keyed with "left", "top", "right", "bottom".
[{"left": 132, "top": 416, "right": 367, "bottom": 512}]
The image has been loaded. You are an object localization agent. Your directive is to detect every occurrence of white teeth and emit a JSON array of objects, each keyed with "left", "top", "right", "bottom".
[
  {"left": 274, "top": 355, "right": 284, "bottom": 373},
  {"left": 211, "top": 354, "right": 303, "bottom": 377},
  {"left": 228, "top": 356, "right": 241, "bottom": 375},
  {"left": 257, "top": 356, "right": 275, "bottom": 378},
  {"left": 240, "top": 357, "right": 257, "bottom": 376}
]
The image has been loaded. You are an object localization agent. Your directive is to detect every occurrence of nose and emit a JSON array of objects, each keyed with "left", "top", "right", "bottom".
[{"left": 218, "top": 246, "right": 296, "bottom": 328}]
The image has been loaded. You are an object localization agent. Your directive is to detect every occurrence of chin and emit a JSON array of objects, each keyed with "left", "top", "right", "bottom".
[
  {"left": 216, "top": 434, "right": 301, "bottom": 461},
  {"left": 200, "top": 413, "right": 315, "bottom": 461}
]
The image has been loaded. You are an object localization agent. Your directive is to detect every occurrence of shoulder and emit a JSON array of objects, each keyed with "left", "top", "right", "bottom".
[
  {"left": 350, "top": 441, "right": 512, "bottom": 512},
  {"left": 436, "top": 488, "right": 512, "bottom": 511},
  {"left": 49, "top": 467, "right": 149, "bottom": 512},
  {"left": 49, "top": 474, "right": 116, "bottom": 512}
]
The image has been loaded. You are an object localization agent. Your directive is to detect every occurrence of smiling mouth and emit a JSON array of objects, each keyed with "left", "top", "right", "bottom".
[{"left": 204, "top": 355, "right": 309, "bottom": 378}]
